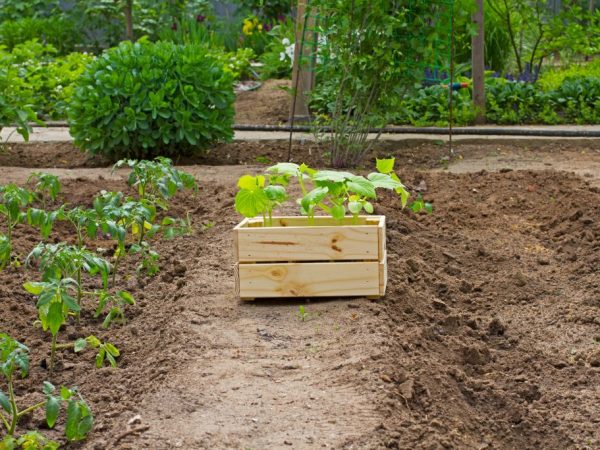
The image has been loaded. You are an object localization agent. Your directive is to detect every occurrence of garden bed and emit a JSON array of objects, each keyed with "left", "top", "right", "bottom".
[{"left": 0, "top": 146, "right": 599, "bottom": 448}]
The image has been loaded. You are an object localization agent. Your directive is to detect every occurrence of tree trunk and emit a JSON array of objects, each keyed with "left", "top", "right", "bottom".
[
  {"left": 472, "top": 0, "right": 486, "bottom": 124},
  {"left": 124, "top": 0, "right": 134, "bottom": 41}
]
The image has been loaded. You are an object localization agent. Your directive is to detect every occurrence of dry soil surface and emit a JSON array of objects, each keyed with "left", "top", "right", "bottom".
[{"left": 0, "top": 142, "right": 599, "bottom": 450}]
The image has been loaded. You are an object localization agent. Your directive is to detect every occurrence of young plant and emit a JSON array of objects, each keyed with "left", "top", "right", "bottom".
[
  {"left": 23, "top": 278, "right": 80, "bottom": 373},
  {"left": 2, "top": 431, "right": 59, "bottom": 450},
  {"left": 27, "top": 172, "right": 61, "bottom": 209},
  {"left": 113, "top": 157, "right": 197, "bottom": 209},
  {"left": 27, "top": 242, "right": 111, "bottom": 309},
  {"left": 0, "top": 184, "right": 34, "bottom": 268},
  {"left": 129, "top": 241, "right": 160, "bottom": 277},
  {"left": 73, "top": 335, "right": 120, "bottom": 368},
  {"left": 0, "top": 334, "right": 93, "bottom": 442},
  {"left": 94, "top": 290, "right": 135, "bottom": 328},
  {"left": 62, "top": 207, "right": 101, "bottom": 249},
  {"left": 234, "top": 175, "right": 287, "bottom": 226},
  {"left": 298, "top": 305, "right": 308, "bottom": 322}
]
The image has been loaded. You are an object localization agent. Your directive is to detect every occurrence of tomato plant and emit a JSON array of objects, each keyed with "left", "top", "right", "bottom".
[
  {"left": 0, "top": 334, "right": 92, "bottom": 443},
  {"left": 0, "top": 184, "right": 34, "bottom": 269},
  {"left": 27, "top": 172, "right": 61, "bottom": 209},
  {"left": 22, "top": 278, "right": 80, "bottom": 373}
]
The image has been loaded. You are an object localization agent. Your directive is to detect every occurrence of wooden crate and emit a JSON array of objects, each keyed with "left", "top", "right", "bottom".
[{"left": 233, "top": 216, "right": 387, "bottom": 300}]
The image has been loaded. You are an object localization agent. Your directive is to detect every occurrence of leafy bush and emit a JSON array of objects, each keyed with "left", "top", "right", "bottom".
[
  {"left": 0, "top": 17, "right": 80, "bottom": 54},
  {"left": 0, "top": 60, "right": 37, "bottom": 143},
  {"left": 0, "top": 40, "right": 93, "bottom": 120},
  {"left": 538, "top": 60, "right": 600, "bottom": 91},
  {"left": 258, "top": 18, "right": 295, "bottom": 80},
  {"left": 68, "top": 40, "right": 235, "bottom": 159}
]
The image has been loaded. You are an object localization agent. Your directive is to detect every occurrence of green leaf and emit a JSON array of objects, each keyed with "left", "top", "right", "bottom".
[
  {"left": 23, "top": 282, "right": 44, "bottom": 295},
  {"left": 364, "top": 202, "right": 374, "bottom": 214},
  {"left": 313, "top": 170, "right": 355, "bottom": 183},
  {"left": 348, "top": 201, "right": 363, "bottom": 215},
  {"left": 234, "top": 189, "right": 269, "bottom": 218},
  {"left": 300, "top": 186, "right": 329, "bottom": 212},
  {"left": 105, "top": 343, "right": 120, "bottom": 357},
  {"left": 46, "top": 302, "right": 64, "bottom": 337},
  {"left": 42, "top": 381, "right": 55, "bottom": 395},
  {"left": 60, "top": 386, "right": 72, "bottom": 400},
  {"left": 65, "top": 400, "right": 82, "bottom": 440},
  {"left": 367, "top": 172, "right": 404, "bottom": 190},
  {"left": 331, "top": 204, "right": 346, "bottom": 220},
  {"left": 376, "top": 158, "right": 395, "bottom": 174},
  {"left": 266, "top": 163, "right": 300, "bottom": 177},
  {"left": 237, "top": 175, "right": 265, "bottom": 191},
  {"left": 117, "top": 291, "right": 135, "bottom": 305},
  {"left": 263, "top": 185, "right": 286, "bottom": 203},
  {"left": 0, "top": 390, "right": 11, "bottom": 414},
  {"left": 73, "top": 339, "right": 87, "bottom": 353},
  {"left": 46, "top": 396, "right": 60, "bottom": 428},
  {"left": 85, "top": 335, "right": 101, "bottom": 348},
  {"left": 347, "top": 176, "right": 376, "bottom": 198},
  {"left": 96, "top": 348, "right": 105, "bottom": 368}
]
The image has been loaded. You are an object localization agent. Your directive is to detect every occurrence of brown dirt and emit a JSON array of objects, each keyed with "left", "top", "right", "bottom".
[
  {"left": 235, "top": 79, "right": 291, "bottom": 125},
  {"left": 0, "top": 145, "right": 599, "bottom": 449}
]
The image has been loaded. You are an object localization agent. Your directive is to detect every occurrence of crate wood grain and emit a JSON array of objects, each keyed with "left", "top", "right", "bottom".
[{"left": 233, "top": 216, "right": 387, "bottom": 299}]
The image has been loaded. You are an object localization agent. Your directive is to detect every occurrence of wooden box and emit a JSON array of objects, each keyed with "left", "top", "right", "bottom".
[{"left": 233, "top": 216, "right": 387, "bottom": 300}]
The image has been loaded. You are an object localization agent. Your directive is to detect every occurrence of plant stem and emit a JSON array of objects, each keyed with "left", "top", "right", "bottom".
[
  {"left": 7, "top": 374, "right": 17, "bottom": 435},
  {"left": 49, "top": 333, "right": 58, "bottom": 375},
  {"left": 0, "top": 410, "right": 10, "bottom": 433},
  {"left": 76, "top": 266, "right": 82, "bottom": 307},
  {"left": 112, "top": 254, "right": 121, "bottom": 287},
  {"left": 16, "top": 401, "right": 45, "bottom": 419}
]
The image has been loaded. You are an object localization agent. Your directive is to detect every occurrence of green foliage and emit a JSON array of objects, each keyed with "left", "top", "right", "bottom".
[
  {"left": 0, "top": 334, "right": 92, "bottom": 443},
  {"left": 0, "top": 17, "right": 79, "bottom": 54},
  {"left": 94, "top": 290, "right": 135, "bottom": 328},
  {"left": 538, "top": 60, "right": 600, "bottom": 91},
  {"left": 68, "top": 40, "right": 235, "bottom": 160},
  {"left": 0, "top": 184, "right": 34, "bottom": 269},
  {"left": 113, "top": 157, "right": 197, "bottom": 209},
  {"left": 235, "top": 159, "right": 428, "bottom": 224},
  {"left": 27, "top": 173, "right": 60, "bottom": 208},
  {"left": 23, "top": 278, "right": 80, "bottom": 373},
  {"left": 258, "top": 19, "right": 295, "bottom": 80},
  {"left": 310, "top": 0, "right": 449, "bottom": 167},
  {"left": 297, "top": 305, "right": 308, "bottom": 322},
  {"left": 74, "top": 336, "right": 120, "bottom": 368},
  {"left": 0, "top": 58, "right": 38, "bottom": 143},
  {"left": 0, "top": 41, "right": 93, "bottom": 120}
]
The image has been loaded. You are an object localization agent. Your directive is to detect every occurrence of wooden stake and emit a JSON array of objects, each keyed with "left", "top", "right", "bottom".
[{"left": 472, "top": 0, "right": 486, "bottom": 124}]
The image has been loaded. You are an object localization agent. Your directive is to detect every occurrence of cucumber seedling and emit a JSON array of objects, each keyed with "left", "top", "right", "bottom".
[{"left": 0, "top": 334, "right": 93, "bottom": 443}]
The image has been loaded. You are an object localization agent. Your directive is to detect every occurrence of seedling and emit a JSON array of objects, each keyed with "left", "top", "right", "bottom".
[
  {"left": 62, "top": 207, "right": 101, "bottom": 249},
  {"left": 0, "top": 334, "right": 93, "bottom": 442},
  {"left": 23, "top": 278, "right": 80, "bottom": 373},
  {"left": 235, "top": 158, "right": 429, "bottom": 226},
  {"left": 298, "top": 305, "right": 308, "bottom": 322},
  {"left": 94, "top": 290, "right": 135, "bottom": 328},
  {"left": 27, "top": 243, "right": 111, "bottom": 309},
  {"left": 27, "top": 172, "right": 61, "bottom": 208},
  {"left": 129, "top": 241, "right": 160, "bottom": 276},
  {"left": 73, "top": 335, "right": 120, "bottom": 368},
  {"left": 2, "top": 431, "right": 59, "bottom": 450},
  {"left": 0, "top": 184, "right": 34, "bottom": 269},
  {"left": 113, "top": 157, "right": 197, "bottom": 209}
]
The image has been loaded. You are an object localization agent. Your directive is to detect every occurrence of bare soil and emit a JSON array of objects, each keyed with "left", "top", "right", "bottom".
[
  {"left": 235, "top": 79, "right": 291, "bottom": 125},
  {"left": 0, "top": 142, "right": 599, "bottom": 450}
]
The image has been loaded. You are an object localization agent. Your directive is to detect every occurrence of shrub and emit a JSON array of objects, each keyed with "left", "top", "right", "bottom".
[
  {"left": 0, "top": 17, "right": 80, "bottom": 54},
  {"left": 68, "top": 40, "right": 235, "bottom": 160}
]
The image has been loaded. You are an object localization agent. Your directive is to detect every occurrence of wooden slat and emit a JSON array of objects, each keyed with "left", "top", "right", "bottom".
[
  {"left": 242, "top": 216, "right": 384, "bottom": 228},
  {"left": 379, "top": 251, "right": 387, "bottom": 296},
  {"left": 236, "top": 261, "right": 380, "bottom": 298},
  {"left": 237, "top": 226, "right": 379, "bottom": 262}
]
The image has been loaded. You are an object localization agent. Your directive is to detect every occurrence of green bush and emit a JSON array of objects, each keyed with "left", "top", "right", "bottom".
[
  {"left": 0, "top": 65, "right": 38, "bottom": 142},
  {"left": 538, "top": 60, "right": 600, "bottom": 91},
  {"left": 0, "top": 40, "right": 94, "bottom": 120},
  {"left": 68, "top": 40, "right": 235, "bottom": 159},
  {"left": 0, "top": 17, "right": 80, "bottom": 54}
]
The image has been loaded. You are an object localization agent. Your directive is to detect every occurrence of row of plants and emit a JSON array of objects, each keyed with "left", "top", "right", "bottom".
[
  {"left": 387, "top": 73, "right": 600, "bottom": 126},
  {"left": 0, "top": 158, "right": 197, "bottom": 448}
]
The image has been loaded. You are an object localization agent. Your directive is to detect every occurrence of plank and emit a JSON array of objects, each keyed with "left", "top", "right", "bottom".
[
  {"left": 237, "top": 225, "right": 379, "bottom": 262},
  {"left": 236, "top": 261, "right": 380, "bottom": 298},
  {"left": 238, "top": 216, "right": 384, "bottom": 228}
]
